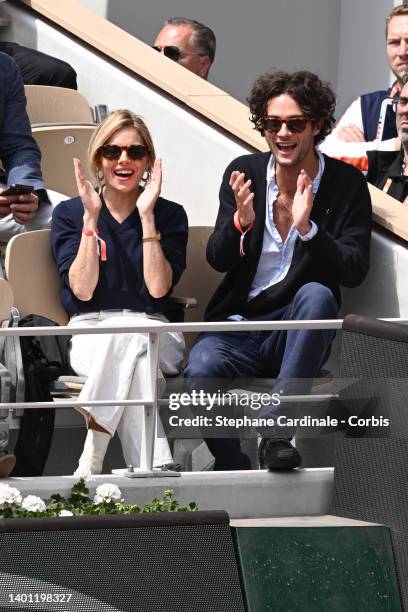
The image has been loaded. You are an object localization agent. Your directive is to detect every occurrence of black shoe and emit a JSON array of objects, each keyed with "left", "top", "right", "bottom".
[
  {"left": 258, "top": 438, "right": 269, "bottom": 469},
  {"left": 159, "top": 462, "right": 182, "bottom": 472},
  {"left": 259, "top": 439, "right": 301, "bottom": 471}
]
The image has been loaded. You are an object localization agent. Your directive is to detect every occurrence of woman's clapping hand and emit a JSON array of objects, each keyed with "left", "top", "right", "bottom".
[
  {"left": 74, "top": 158, "right": 102, "bottom": 222},
  {"left": 136, "top": 159, "right": 162, "bottom": 218}
]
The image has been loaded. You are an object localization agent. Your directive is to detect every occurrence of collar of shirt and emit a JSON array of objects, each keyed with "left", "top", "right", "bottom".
[
  {"left": 389, "top": 81, "right": 401, "bottom": 99},
  {"left": 246, "top": 151, "right": 325, "bottom": 303},
  {"left": 266, "top": 150, "right": 325, "bottom": 201},
  {"left": 265, "top": 150, "right": 325, "bottom": 244}
]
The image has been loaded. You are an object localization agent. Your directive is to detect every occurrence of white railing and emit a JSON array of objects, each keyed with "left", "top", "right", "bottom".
[{"left": 2, "top": 317, "right": 408, "bottom": 477}]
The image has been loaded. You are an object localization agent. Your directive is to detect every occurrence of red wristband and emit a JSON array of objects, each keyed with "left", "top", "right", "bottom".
[
  {"left": 82, "top": 227, "right": 107, "bottom": 261},
  {"left": 233, "top": 211, "right": 253, "bottom": 256}
]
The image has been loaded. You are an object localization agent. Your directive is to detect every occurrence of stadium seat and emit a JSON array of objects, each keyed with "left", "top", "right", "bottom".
[
  {"left": 32, "top": 124, "right": 97, "bottom": 197},
  {"left": 5, "top": 229, "right": 67, "bottom": 325},
  {"left": 0, "top": 278, "right": 21, "bottom": 451},
  {"left": 24, "top": 85, "right": 94, "bottom": 124}
]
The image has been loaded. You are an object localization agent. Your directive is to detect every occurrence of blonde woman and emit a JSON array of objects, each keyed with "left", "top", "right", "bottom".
[{"left": 51, "top": 110, "right": 187, "bottom": 476}]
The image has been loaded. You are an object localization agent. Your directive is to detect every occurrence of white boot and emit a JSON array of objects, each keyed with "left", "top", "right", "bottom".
[{"left": 73, "top": 429, "right": 111, "bottom": 478}]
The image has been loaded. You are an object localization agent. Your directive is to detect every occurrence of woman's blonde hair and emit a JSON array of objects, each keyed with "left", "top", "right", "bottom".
[{"left": 88, "top": 109, "right": 156, "bottom": 186}]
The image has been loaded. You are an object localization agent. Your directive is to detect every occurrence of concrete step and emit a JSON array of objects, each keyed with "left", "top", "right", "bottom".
[{"left": 4, "top": 468, "right": 334, "bottom": 519}]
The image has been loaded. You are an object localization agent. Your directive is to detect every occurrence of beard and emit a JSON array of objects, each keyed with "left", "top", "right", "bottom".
[{"left": 398, "top": 126, "right": 408, "bottom": 148}]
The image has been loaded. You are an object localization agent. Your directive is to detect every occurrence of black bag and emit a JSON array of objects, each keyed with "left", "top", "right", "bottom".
[{"left": 12, "top": 314, "right": 74, "bottom": 476}]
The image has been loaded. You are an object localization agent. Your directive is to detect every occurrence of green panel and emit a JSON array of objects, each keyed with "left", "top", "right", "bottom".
[{"left": 232, "top": 526, "right": 402, "bottom": 612}]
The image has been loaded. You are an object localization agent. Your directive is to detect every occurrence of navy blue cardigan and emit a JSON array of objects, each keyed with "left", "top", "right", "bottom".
[
  {"left": 205, "top": 153, "right": 372, "bottom": 321},
  {"left": 51, "top": 194, "right": 188, "bottom": 318}
]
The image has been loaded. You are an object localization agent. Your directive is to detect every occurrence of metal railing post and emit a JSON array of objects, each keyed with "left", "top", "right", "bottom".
[{"left": 139, "top": 330, "right": 159, "bottom": 472}]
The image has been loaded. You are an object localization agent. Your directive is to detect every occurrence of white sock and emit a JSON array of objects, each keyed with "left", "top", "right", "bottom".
[{"left": 73, "top": 429, "right": 111, "bottom": 478}]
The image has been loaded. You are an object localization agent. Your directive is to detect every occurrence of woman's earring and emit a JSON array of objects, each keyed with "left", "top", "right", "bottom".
[
  {"left": 96, "top": 169, "right": 104, "bottom": 185},
  {"left": 139, "top": 169, "right": 151, "bottom": 189}
]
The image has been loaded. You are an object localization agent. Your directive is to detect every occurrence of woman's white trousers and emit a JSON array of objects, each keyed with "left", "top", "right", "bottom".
[{"left": 69, "top": 311, "right": 184, "bottom": 468}]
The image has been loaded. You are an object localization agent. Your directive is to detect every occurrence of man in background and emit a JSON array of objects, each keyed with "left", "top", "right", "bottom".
[
  {"left": 153, "top": 17, "right": 215, "bottom": 80},
  {"left": 0, "top": 51, "right": 58, "bottom": 477},
  {"left": 367, "top": 73, "right": 408, "bottom": 202},
  {"left": 0, "top": 42, "right": 77, "bottom": 89},
  {"left": 0, "top": 0, "right": 76, "bottom": 88},
  {"left": 321, "top": 4, "right": 408, "bottom": 171},
  {"left": 0, "top": 52, "right": 52, "bottom": 243}
]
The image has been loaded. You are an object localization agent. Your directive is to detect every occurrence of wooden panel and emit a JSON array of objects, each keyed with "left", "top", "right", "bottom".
[
  {"left": 187, "top": 95, "right": 268, "bottom": 151},
  {"left": 369, "top": 183, "right": 408, "bottom": 242}
]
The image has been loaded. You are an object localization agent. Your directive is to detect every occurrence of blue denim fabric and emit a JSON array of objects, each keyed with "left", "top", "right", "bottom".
[{"left": 185, "top": 282, "right": 338, "bottom": 469}]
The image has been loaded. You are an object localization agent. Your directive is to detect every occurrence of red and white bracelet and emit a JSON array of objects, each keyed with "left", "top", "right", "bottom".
[
  {"left": 233, "top": 211, "right": 253, "bottom": 256},
  {"left": 82, "top": 227, "right": 107, "bottom": 261}
]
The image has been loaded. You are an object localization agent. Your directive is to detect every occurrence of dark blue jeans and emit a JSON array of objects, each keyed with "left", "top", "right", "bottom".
[{"left": 184, "top": 282, "right": 338, "bottom": 469}]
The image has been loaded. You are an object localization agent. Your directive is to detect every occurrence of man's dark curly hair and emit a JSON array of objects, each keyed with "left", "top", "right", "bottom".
[{"left": 248, "top": 70, "right": 336, "bottom": 145}]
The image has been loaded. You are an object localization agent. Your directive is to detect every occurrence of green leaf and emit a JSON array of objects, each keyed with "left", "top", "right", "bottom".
[{"left": 0, "top": 483, "right": 198, "bottom": 519}]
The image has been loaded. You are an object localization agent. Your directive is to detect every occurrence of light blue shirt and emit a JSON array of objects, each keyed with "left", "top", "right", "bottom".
[{"left": 248, "top": 152, "right": 324, "bottom": 300}]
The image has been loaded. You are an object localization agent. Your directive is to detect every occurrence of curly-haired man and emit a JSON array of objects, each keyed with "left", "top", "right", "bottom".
[{"left": 185, "top": 70, "right": 372, "bottom": 472}]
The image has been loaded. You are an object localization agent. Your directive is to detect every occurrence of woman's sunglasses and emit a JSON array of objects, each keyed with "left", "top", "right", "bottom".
[
  {"left": 99, "top": 144, "right": 148, "bottom": 161},
  {"left": 259, "top": 116, "right": 310, "bottom": 134}
]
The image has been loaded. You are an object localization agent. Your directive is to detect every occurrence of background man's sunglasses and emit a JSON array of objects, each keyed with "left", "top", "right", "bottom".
[
  {"left": 99, "top": 145, "right": 148, "bottom": 160},
  {"left": 152, "top": 45, "right": 182, "bottom": 61},
  {"left": 259, "top": 117, "right": 310, "bottom": 133},
  {"left": 152, "top": 45, "right": 206, "bottom": 61}
]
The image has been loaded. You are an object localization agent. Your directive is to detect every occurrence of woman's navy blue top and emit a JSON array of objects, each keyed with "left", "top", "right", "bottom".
[{"left": 51, "top": 194, "right": 188, "bottom": 318}]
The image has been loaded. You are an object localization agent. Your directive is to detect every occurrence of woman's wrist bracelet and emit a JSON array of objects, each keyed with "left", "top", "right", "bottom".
[
  {"left": 82, "top": 226, "right": 107, "bottom": 261},
  {"left": 142, "top": 232, "right": 161, "bottom": 243}
]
